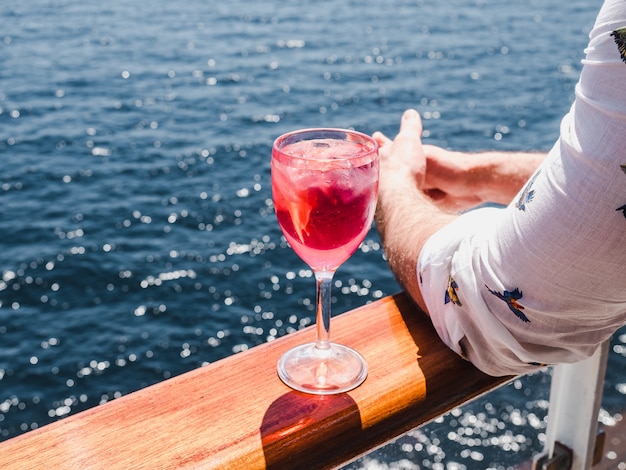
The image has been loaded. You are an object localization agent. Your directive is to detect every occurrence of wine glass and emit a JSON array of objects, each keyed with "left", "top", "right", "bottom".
[{"left": 271, "top": 128, "right": 379, "bottom": 394}]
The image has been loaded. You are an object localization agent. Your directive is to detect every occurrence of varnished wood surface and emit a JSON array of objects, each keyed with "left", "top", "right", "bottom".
[{"left": 0, "top": 292, "right": 511, "bottom": 469}]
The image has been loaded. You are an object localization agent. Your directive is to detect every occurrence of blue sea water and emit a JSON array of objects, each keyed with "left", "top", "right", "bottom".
[{"left": 1, "top": 0, "right": 623, "bottom": 468}]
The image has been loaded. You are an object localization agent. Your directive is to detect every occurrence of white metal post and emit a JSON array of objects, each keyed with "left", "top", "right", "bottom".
[{"left": 541, "top": 339, "right": 610, "bottom": 469}]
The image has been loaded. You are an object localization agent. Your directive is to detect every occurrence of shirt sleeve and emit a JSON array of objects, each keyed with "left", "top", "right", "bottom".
[{"left": 418, "top": 0, "right": 626, "bottom": 377}]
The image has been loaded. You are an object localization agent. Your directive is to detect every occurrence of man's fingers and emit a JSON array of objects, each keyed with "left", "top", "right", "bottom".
[
  {"left": 373, "top": 108, "right": 422, "bottom": 150},
  {"left": 399, "top": 108, "right": 422, "bottom": 133},
  {"left": 390, "top": 109, "right": 423, "bottom": 154},
  {"left": 372, "top": 131, "right": 391, "bottom": 148}
]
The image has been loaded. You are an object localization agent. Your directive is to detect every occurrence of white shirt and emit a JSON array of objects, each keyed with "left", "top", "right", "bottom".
[{"left": 418, "top": 0, "right": 626, "bottom": 376}]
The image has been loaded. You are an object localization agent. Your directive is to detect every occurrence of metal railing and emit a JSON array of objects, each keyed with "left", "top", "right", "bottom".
[{"left": 533, "top": 340, "right": 610, "bottom": 470}]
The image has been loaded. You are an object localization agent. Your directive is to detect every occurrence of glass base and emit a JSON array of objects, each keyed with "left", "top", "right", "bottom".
[{"left": 277, "top": 342, "right": 368, "bottom": 395}]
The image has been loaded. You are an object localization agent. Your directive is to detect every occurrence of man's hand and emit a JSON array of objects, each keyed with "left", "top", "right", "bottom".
[
  {"left": 423, "top": 145, "right": 547, "bottom": 210},
  {"left": 373, "top": 110, "right": 456, "bottom": 311},
  {"left": 373, "top": 108, "right": 427, "bottom": 190},
  {"left": 422, "top": 145, "right": 485, "bottom": 210}
]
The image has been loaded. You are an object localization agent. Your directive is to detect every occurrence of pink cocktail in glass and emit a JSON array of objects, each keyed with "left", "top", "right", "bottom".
[{"left": 272, "top": 128, "right": 378, "bottom": 394}]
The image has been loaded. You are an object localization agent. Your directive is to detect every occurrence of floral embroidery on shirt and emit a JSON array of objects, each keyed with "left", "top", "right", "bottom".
[
  {"left": 515, "top": 170, "right": 541, "bottom": 211},
  {"left": 444, "top": 275, "right": 462, "bottom": 306},
  {"left": 611, "top": 27, "right": 626, "bottom": 63},
  {"left": 616, "top": 164, "right": 626, "bottom": 217},
  {"left": 485, "top": 285, "right": 530, "bottom": 323}
]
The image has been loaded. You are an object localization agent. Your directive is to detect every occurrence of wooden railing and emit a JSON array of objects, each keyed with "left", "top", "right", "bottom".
[{"left": 0, "top": 292, "right": 520, "bottom": 469}]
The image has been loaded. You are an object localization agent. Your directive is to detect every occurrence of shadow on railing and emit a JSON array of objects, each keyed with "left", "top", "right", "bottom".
[{"left": 0, "top": 292, "right": 609, "bottom": 470}]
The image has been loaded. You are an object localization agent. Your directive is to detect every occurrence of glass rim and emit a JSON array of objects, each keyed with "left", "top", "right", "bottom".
[{"left": 272, "top": 127, "right": 378, "bottom": 162}]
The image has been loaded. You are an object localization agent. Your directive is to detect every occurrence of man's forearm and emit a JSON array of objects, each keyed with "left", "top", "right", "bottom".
[
  {"left": 373, "top": 109, "right": 458, "bottom": 311},
  {"left": 423, "top": 146, "right": 547, "bottom": 208},
  {"left": 478, "top": 151, "right": 547, "bottom": 205},
  {"left": 375, "top": 180, "right": 456, "bottom": 312}
]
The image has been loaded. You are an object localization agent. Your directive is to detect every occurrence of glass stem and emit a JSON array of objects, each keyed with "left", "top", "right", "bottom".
[{"left": 314, "top": 270, "right": 335, "bottom": 351}]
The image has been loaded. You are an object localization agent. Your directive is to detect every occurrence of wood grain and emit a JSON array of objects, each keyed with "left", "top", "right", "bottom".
[{"left": 0, "top": 292, "right": 512, "bottom": 469}]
